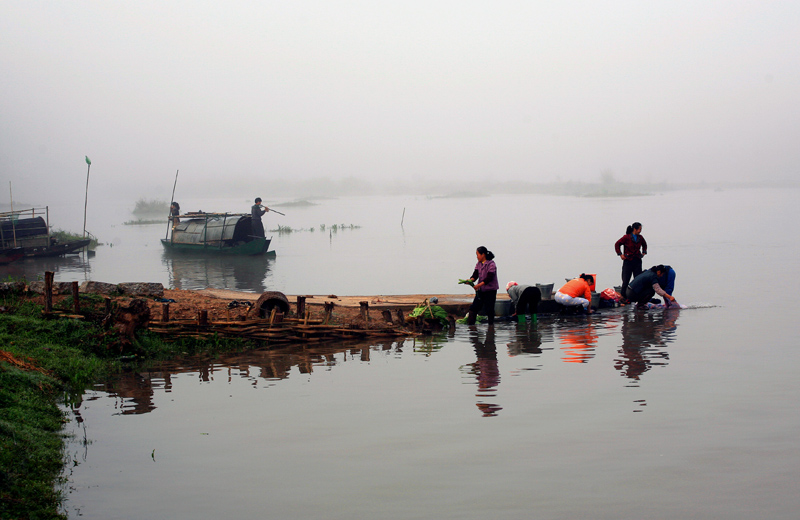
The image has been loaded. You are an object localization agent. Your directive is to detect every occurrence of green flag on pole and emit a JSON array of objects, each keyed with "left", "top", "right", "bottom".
[{"left": 85, "top": 156, "right": 91, "bottom": 165}]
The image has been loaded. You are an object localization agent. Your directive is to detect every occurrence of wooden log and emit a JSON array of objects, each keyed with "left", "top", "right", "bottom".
[
  {"left": 296, "top": 296, "right": 306, "bottom": 318},
  {"left": 104, "top": 297, "right": 112, "bottom": 315},
  {"left": 71, "top": 281, "right": 80, "bottom": 313},
  {"left": 381, "top": 309, "right": 393, "bottom": 324},
  {"left": 44, "top": 271, "right": 54, "bottom": 313},
  {"left": 396, "top": 308, "right": 405, "bottom": 325},
  {"left": 198, "top": 309, "right": 209, "bottom": 327},
  {"left": 161, "top": 303, "right": 170, "bottom": 322}
]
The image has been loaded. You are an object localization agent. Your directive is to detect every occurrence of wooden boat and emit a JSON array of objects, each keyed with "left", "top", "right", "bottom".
[
  {"left": 161, "top": 212, "right": 273, "bottom": 255},
  {"left": 0, "top": 207, "right": 90, "bottom": 258},
  {"left": 0, "top": 247, "right": 24, "bottom": 264}
]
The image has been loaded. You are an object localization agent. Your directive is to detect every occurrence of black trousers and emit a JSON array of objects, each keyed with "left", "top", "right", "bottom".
[
  {"left": 469, "top": 290, "right": 497, "bottom": 324},
  {"left": 252, "top": 219, "right": 265, "bottom": 238},
  {"left": 513, "top": 287, "right": 541, "bottom": 315},
  {"left": 621, "top": 258, "right": 642, "bottom": 296},
  {"left": 626, "top": 286, "right": 654, "bottom": 306}
]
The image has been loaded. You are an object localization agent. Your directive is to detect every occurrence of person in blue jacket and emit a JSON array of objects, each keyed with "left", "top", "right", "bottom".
[
  {"left": 626, "top": 265, "right": 676, "bottom": 309},
  {"left": 657, "top": 265, "right": 678, "bottom": 307}
]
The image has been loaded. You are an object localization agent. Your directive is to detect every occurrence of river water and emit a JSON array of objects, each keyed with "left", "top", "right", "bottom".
[{"left": 6, "top": 188, "right": 799, "bottom": 519}]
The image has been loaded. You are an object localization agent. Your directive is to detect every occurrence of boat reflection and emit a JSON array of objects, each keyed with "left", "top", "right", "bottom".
[
  {"left": 162, "top": 251, "right": 274, "bottom": 292},
  {"left": 0, "top": 253, "right": 91, "bottom": 281}
]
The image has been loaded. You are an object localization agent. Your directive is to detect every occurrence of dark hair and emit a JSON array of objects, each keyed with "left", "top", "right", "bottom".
[
  {"left": 626, "top": 222, "right": 642, "bottom": 234},
  {"left": 579, "top": 273, "right": 594, "bottom": 285},
  {"left": 476, "top": 246, "right": 495, "bottom": 261},
  {"left": 255, "top": 197, "right": 262, "bottom": 203},
  {"left": 650, "top": 265, "right": 665, "bottom": 274},
  {"left": 171, "top": 202, "right": 179, "bottom": 209}
]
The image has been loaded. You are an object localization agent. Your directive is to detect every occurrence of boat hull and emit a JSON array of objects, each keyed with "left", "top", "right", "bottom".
[
  {"left": 23, "top": 239, "right": 91, "bottom": 257},
  {"left": 0, "top": 247, "right": 24, "bottom": 264},
  {"left": 161, "top": 237, "right": 272, "bottom": 255}
]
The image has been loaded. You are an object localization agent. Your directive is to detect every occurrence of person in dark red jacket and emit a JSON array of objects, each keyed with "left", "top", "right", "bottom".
[{"left": 614, "top": 222, "right": 647, "bottom": 299}]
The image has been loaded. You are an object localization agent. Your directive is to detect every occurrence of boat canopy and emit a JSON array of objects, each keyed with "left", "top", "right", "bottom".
[
  {"left": 0, "top": 216, "right": 48, "bottom": 240},
  {"left": 170, "top": 213, "right": 257, "bottom": 245}
]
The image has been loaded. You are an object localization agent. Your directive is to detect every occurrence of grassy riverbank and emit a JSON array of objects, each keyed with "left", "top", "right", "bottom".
[{"left": 0, "top": 293, "right": 252, "bottom": 519}]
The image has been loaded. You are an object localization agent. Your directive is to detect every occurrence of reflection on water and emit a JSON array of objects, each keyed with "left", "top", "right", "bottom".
[
  {"left": 78, "top": 339, "right": 405, "bottom": 415},
  {"left": 74, "top": 310, "right": 682, "bottom": 420},
  {"left": 162, "top": 252, "right": 274, "bottom": 292},
  {"left": 0, "top": 253, "right": 91, "bottom": 281},
  {"left": 61, "top": 311, "right": 694, "bottom": 518},
  {"left": 614, "top": 308, "right": 679, "bottom": 385},
  {"left": 462, "top": 327, "right": 502, "bottom": 417}
]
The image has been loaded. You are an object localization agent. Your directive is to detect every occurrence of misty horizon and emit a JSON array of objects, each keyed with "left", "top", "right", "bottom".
[{"left": 2, "top": 2, "right": 798, "bottom": 205}]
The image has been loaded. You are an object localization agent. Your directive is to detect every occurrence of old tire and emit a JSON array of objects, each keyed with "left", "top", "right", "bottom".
[{"left": 253, "top": 291, "right": 290, "bottom": 318}]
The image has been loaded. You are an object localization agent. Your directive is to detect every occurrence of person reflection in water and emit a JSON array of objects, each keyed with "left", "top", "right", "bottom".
[
  {"left": 466, "top": 328, "right": 502, "bottom": 417},
  {"left": 614, "top": 311, "right": 678, "bottom": 382},
  {"left": 559, "top": 322, "right": 599, "bottom": 363}
]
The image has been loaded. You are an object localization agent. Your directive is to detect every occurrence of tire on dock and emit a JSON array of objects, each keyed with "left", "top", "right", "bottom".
[{"left": 252, "top": 291, "right": 290, "bottom": 318}]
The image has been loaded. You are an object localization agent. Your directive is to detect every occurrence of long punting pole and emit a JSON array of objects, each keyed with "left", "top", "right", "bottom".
[
  {"left": 9, "top": 182, "right": 17, "bottom": 247},
  {"left": 165, "top": 169, "right": 179, "bottom": 240},
  {"left": 83, "top": 156, "right": 91, "bottom": 238}
]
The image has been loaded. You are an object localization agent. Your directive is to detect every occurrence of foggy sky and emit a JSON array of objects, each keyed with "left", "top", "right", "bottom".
[{"left": 2, "top": 1, "right": 798, "bottom": 203}]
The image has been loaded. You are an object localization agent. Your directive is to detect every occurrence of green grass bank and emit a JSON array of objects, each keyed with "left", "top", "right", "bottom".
[{"left": 0, "top": 292, "right": 252, "bottom": 519}]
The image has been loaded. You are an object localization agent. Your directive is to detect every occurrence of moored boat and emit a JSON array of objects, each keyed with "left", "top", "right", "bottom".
[
  {"left": 161, "top": 212, "right": 273, "bottom": 255},
  {"left": 0, "top": 207, "right": 90, "bottom": 258}
]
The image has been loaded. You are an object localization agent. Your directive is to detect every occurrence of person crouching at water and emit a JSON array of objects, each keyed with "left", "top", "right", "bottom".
[
  {"left": 466, "top": 246, "right": 498, "bottom": 325},
  {"left": 657, "top": 264, "right": 678, "bottom": 307},
  {"left": 506, "top": 281, "right": 541, "bottom": 323},
  {"left": 555, "top": 274, "right": 595, "bottom": 313},
  {"left": 627, "top": 265, "right": 676, "bottom": 309}
]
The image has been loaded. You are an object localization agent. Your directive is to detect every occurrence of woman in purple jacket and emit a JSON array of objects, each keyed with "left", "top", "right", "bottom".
[
  {"left": 466, "top": 246, "right": 498, "bottom": 326},
  {"left": 614, "top": 222, "right": 647, "bottom": 300}
]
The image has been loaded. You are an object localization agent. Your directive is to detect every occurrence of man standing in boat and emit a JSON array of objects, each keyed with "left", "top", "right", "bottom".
[{"left": 251, "top": 197, "right": 269, "bottom": 237}]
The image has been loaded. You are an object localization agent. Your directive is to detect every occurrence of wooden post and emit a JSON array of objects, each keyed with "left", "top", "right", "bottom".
[
  {"left": 104, "top": 297, "right": 112, "bottom": 315},
  {"left": 198, "top": 309, "right": 208, "bottom": 327},
  {"left": 162, "top": 303, "right": 170, "bottom": 322},
  {"left": 44, "top": 271, "right": 54, "bottom": 314},
  {"left": 359, "top": 301, "right": 370, "bottom": 329},
  {"left": 71, "top": 281, "right": 80, "bottom": 314},
  {"left": 395, "top": 308, "right": 405, "bottom": 325},
  {"left": 323, "top": 302, "right": 335, "bottom": 325},
  {"left": 296, "top": 296, "right": 306, "bottom": 318},
  {"left": 381, "top": 309, "right": 393, "bottom": 324},
  {"left": 304, "top": 307, "right": 310, "bottom": 325},
  {"left": 269, "top": 307, "right": 277, "bottom": 325}
]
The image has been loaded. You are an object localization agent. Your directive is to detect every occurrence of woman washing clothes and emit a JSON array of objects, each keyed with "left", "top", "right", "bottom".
[
  {"left": 555, "top": 274, "right": 595, "bottom": 314},
  {"left": 627, "top": 265, "right": 676, "bottom": 309}
]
